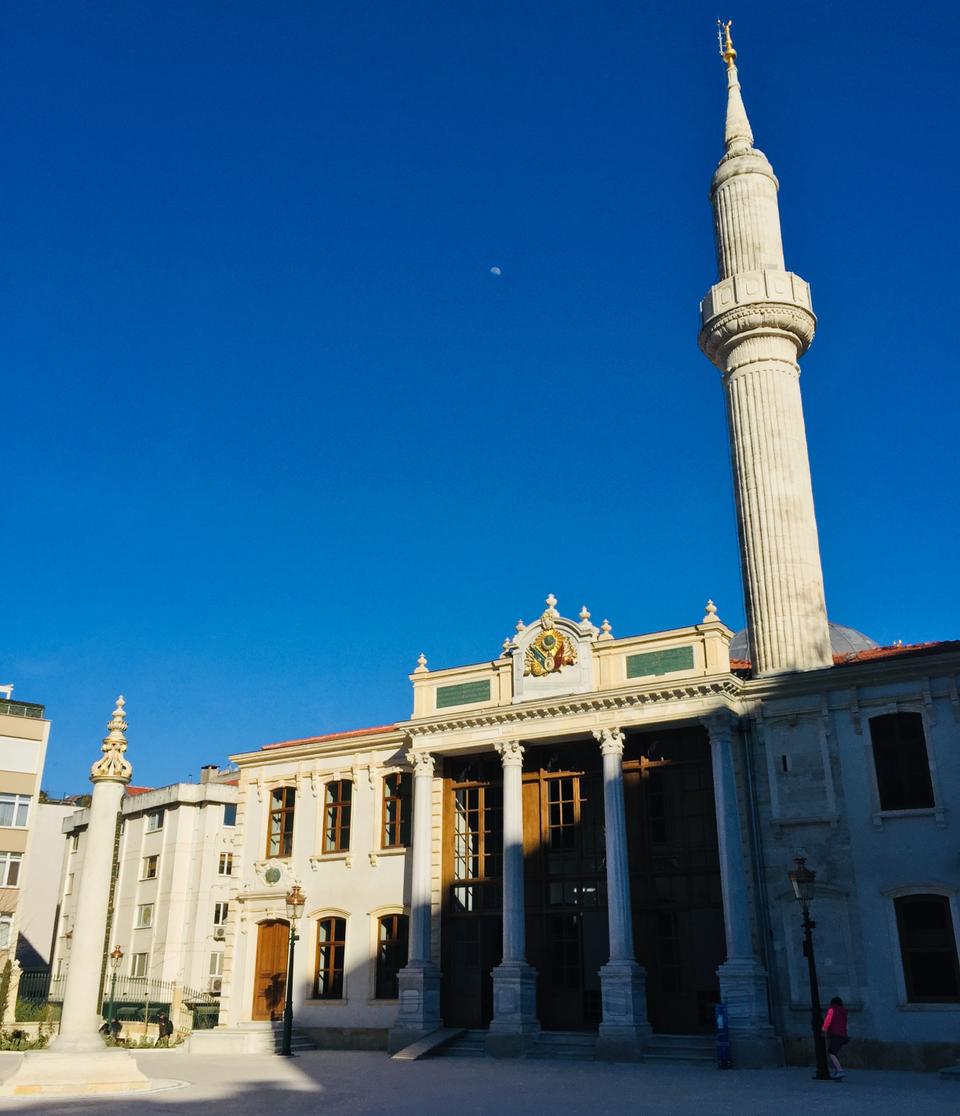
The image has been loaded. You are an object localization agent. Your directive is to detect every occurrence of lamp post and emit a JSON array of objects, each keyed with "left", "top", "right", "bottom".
[
  {"left": 106, "top": 945, "right": 123, "bottom": 1032},
  {"left": 280, "top": 884, "right": 305, "bottom": 1057},
  {"left": 788, "top": 857, "right": 831, "bottom": 1081}
]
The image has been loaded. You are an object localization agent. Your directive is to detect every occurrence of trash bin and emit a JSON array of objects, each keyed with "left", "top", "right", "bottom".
[{"left": 715, "top": 1002, "right": 732, "bottom": 1069}]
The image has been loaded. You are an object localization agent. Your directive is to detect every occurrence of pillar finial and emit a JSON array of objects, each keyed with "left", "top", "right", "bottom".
[
  {"left": 717, "top": 19, "right": 736, "bottom": 69},
  {"left": 702, "top": 599, "right": 719, "bottom": 623},
  {"left": 414, "top": 652, "right": 429, "bottom": 674},
  {"left": 91, "top": 695, "right": 132, "bottom": 784}
]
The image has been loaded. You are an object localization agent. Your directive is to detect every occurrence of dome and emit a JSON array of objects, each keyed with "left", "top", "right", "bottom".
[{"left": 729, "top": 622, "right": 880, "bottom": 662}]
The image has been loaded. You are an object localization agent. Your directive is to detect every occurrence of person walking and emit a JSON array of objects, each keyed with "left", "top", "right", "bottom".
[
  {"left": 822, "top": 996, "right": 848, "bottom": 1079},
  {"left": 155, "top": 1012, "right": 174, "bottom": 1047}
]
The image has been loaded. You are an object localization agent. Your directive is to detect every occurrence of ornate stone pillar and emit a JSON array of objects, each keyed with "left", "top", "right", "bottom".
[
  {"left": 56, "top": 698, "right": 133, "bottom": 1052},
  {"left": 0, "top": 699, "right": 151, "bottom": 1096},
  {"left": 486, "top": 740, "right": 539, "bottom": 1056},
  {"left": 593, "top": 727, "right": 650, "bottom": 1060},
  {"left": 387, "top": 749, "right": 441, "bottom": 1054},
  {"left": 702, "top": 711, "right": 782, "bottom": 1066}
]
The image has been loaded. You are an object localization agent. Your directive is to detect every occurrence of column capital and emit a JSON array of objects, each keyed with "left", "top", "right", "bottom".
[
  {"left": 593, "top": 726, "right": 625, "bottom": 757},
  {"left": 90, "top": 696, "right": 132, "bottom": 784},
  {"left": 495, "top": 740, "right": 524, "bottom": 767},
  {"left": 406, "top": 749, "right": 435, "bottom": 777},
  {"left": 701, "top": 709, "right": 739, "bottom": 745}
]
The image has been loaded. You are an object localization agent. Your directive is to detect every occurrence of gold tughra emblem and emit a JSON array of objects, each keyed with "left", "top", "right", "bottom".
[{"left": 524, "top": 622, "right": 578, "bottom": 677}]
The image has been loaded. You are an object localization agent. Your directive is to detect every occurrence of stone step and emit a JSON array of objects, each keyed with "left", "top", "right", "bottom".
[
  {"left": 429, "top": 1030, "right": 487, "bottom": 1058},
  {"left": 644, "top": 1034, "right": 715, "bottom": 1064},
  {"left": 528, "top": 1032, "right": 597, "bottom": 1060}
]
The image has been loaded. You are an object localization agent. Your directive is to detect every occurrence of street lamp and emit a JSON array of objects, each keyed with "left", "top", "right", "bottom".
[
  {"left": 280, "top": 885, "right": 306, "bottom": 1057},
  {"left": 106, "top": 945, "right": 123, "bottom": 1033},
  {"left": 787, "top": 857, "right": 831, "bottom": 1080}
]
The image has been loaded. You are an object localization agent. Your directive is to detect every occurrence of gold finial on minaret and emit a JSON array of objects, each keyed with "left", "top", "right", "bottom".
[{"left": 717, "top": 20, "right": 736, "bottom": 69}]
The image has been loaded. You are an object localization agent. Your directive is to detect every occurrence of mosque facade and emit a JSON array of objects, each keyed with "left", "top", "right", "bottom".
[{"left": 207, "top": 35, "right": 960, "bottom": 1067}]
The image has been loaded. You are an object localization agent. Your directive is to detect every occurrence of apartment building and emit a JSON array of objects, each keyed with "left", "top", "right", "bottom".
[
  {"left": 0, "top": 687, "right": 52, "bottom": 968},
  {"left": 53, "top": 765, "right": 239, "bottom": 996}
]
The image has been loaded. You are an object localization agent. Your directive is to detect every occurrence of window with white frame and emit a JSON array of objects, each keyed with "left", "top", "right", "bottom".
[
  {"left": 141, "top": 854, "right": 159, "bottom": 880},
  {"left": 64, "top": 873, "right": 74, "bottom": 895},
  {"left": 71, "top": 833, "right": 80, "bottom": 852},
  {"left": 218, "top": 853, "right": 233, "bottom": 876},
  {"left": 130, "top": 952, "right": 149, "bottom": 978},
  {"left": 895, "top": 894, "right": 960, "bottom": 1003},
  {"left": 135, "top": 903, "right": 154, "bottom": 929},
  {"left": 869, "top": 712, "right": 935, "bottom": 811},
  {"left": 0, "top": 914, "right": 12, "bottom": 949},
  {"left": 145, "top": 809, "right": 164, "bottom": 832},
  {"left": 0, "top": 853, "right": 22, "bottom": 887},
  {"left": 209, "top": 951, "right": 224, "bottom": 977},
  {"left": 0, "top": 794, "right": 31, "bottom": 828},
  {"left": 213, "top": 901, "right": 229, "bottom": 926}
]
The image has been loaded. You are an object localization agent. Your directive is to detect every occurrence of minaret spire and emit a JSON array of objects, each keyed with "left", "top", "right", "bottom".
[
  {"left": 699, "top": 24, "right": 832, "bottom": 676},
  {"left": 718, "top": 22, "right": 754, "bottom": 152}
]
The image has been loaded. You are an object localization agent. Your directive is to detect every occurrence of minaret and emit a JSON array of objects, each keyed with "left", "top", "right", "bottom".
[{"left": 699, "top": 23, "right": 832, "bottom": 676}]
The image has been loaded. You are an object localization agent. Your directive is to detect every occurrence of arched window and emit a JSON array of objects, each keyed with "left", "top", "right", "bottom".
[
  {"left": 323, "top": 781, "right": 352, "bottom": 853},
  {"left": 895, "top": 895, "right": 960, "bottom": 1002},
  {"left": 869, "top": 712, "right": 934, "bottom": 811},
  {"left": 314, "top": 916, "right": 346, "bottom": 1000},
  {"left": 375, "top": 913, "right": 408, "bottom": 999},
  {"left": 381, "top": 773, "right": 411, "bottom": 849},
  {"left": 266, "top": 786, "right": 296, "bottom": 858}
]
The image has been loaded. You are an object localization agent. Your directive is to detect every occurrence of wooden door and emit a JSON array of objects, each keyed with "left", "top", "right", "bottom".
[{"left": 253, "top": 919, "right": 290, "bottom": 1021}]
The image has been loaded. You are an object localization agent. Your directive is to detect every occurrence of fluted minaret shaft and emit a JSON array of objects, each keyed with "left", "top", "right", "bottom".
[{"left": 699, "top": 51, "right": 831, "bottom": 676}]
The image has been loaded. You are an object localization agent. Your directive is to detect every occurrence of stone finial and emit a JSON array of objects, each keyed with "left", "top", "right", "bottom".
[
  {"left": 515, "top": 618, "right": 526, "bottom": 634},
  {"left": 598, "top": 618, "right": 613, "bottom": 641},
  {"left": 91, "top": 695, "right": 132, "bottom": 784},
  {"left": 545, "top": 593, "right": 558, "bottom": 614},
  {"left": 578, "top": 605, "right": 591, "bottom": 622},
  {"left": 414, "top": 652, "right": 429, "bottom": 674},
  {"left": 501, "top": 637, "right": 514, "bottom": 655},
  {"left": 702, "top": 599, "right": 719, "bottom": 623}
]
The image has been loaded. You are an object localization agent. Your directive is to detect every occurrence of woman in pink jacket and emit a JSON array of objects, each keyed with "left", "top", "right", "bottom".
[{"left": 822, "top": 996, "right": 849, "bottom": 1079}]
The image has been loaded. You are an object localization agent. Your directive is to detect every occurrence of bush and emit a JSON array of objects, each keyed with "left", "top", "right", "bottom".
[{"left": 0, "top": 1029, "right": 48, "bottom": 1051}]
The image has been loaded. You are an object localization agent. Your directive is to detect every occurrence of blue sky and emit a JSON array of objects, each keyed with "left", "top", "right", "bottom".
[{"left": 3, "top": 2, "right": 958, "bottom": 794}]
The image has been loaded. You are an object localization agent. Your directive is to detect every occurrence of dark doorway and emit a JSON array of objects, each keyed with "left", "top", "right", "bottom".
[
  {"left": 524, "top": 742, "right": 608, "bottom": 1031},
  {"left": 441, "top": 756, "right": 503, "bottom": 1027},
  {"left": 625, "top": 727, "right": 724, "bottom": 1033}
]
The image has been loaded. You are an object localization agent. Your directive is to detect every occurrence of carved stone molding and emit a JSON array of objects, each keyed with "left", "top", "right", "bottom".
[
  {"left": 494, "top": 740, "right": 524, "bottom": 767},
  {"left": 699, "top": 300, "right": 816, "bottom": 369},
  {"left": 406, "top": 750, "right": 436, "bottom": 777},
  {"left": 593, "top": 726, "right": 625, "bottom": 757}
]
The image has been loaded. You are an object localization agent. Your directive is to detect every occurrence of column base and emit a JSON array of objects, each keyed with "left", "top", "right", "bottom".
[
  {"left": 595, "top": 960, "right": 651, "bottom": 1061},
  {"left": 485, "top": 961, "right": 540, "bottom": 1057},
  {"left": 718, "top": 957, "right": 784, "bottom": 1067},
  {"left": 387, "top": 962, "right": 442, "bottom": 1055},
  {"left": 0, "top": 1050, "right": 153, "bottom": 1096}
]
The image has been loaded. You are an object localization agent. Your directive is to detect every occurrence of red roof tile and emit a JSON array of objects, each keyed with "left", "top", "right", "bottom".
[
  {"left": 729, "top": 640, "right": 959, "bottom": 674},
  {"left": 125, "top": 785, "right": 153, "bottom": 796},
  {"left": 261, "top": 724, "right": 398, "bottom": 752}
]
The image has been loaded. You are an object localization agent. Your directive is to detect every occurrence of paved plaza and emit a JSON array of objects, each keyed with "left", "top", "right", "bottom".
[{"left": 0, "top": 1051, "right": 955, "bottom": 1115}]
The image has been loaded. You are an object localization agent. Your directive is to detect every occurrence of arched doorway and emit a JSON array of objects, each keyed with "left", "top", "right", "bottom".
[{"left": 253, "top": 919, "right": 289, "bottom": 1021}]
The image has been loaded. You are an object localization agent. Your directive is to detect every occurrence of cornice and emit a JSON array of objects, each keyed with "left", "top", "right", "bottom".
[
  {"left": 400, "top": 674, "right": 744, "bottom": 736},
  {"left": 741, "top": 649, "right": 960, "bottom": 703}
]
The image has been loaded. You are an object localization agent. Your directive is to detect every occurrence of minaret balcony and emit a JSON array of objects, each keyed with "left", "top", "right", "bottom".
[{"left": 698, "top": 269, "right": 816, "bottom": 371}]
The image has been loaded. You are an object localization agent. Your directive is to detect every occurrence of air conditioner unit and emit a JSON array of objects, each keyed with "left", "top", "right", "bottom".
[
  {"left": 209, "top": 977, "right": 223, "bottom": 994},
  {"left": 213, "top": 926, "right": 226, "bottom": 941}
]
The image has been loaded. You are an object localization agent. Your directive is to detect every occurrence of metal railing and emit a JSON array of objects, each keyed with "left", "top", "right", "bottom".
[{"left": 16, "top": 971, "right": 221, "bottom": 1031}]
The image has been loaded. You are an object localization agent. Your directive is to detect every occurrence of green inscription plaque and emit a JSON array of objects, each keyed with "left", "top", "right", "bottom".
[
  {"left": 436, "top": 679, "right": 492, "bottom": 709},
  {"left": 626, "top": 645, "right": 695, "bottom": 679}
]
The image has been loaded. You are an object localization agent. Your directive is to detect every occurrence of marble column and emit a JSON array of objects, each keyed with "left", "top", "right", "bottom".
[
  {"left": 387, "top": 749, "right": 441, "bottom": 1054},
  {"left": 0, "top": 698, "right": 151, "bottom": 1096},
  {"left": 486, "top": 740, "right": 539, "bottom": 1057},
  {"left": 593, "top": 727, "right": 650, "bottom": 1060},
  {"left": 702, "top": 711, "right": 782, "bottom": 1066}
]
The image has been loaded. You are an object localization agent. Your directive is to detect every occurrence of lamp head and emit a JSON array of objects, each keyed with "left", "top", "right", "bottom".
[
  {"left": 110, "top": 944, "right": 124, "bottom": 971},
  {"left": 788, "top": 856, "right": 816, "bottom": 904},
  {"left": 285, "top": 884, "right": 306, "bottom": 921}
]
